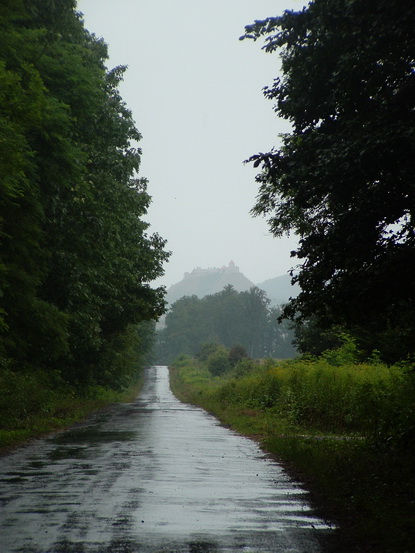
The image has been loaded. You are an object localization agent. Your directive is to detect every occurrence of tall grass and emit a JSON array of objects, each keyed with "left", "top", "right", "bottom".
[
  {"left": 0, "top": 368, "right": 144, "bottom": 451},
  {"left": 226, "top": 359, "right": 410, "bottom": 438},
  {"left": 175, "top": 350, "right": 415, "bottom": 446},
  {"left": 169, "top": 350, "right": 415, "bottom": 553}
]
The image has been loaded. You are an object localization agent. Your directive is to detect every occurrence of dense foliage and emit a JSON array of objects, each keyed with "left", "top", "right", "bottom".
[
  {"left": 172, "top": 337, "right": 415, "bottom": 441},
  {"left": 156, "top": 285, "right": 296, "bottom": 363},
  {"left": 242, "top": 0, "right": 415, "bottom": 361},
  {"left": 0, "top": 0, "right": 169, "bottom": 390},
  {"left": 170, "top": 348, "right": 415, "bottom": 552}
]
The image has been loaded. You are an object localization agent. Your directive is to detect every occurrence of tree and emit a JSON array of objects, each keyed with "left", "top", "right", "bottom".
[
  {"left": 208, "top": 285, "right": 246, "bottom": 348},
  {"left": 293, "top": 317, "right": 344, "bottom": 357},
  {"left": 266, "top": 307, "right": 297, "bottom": 359},
  {"left": 228, "top": 344, "right": 249, "bottom": 367},
  {"left": 242, "top": 0, "right": 415, "bottom": 361},
  {"left": 157, "top": 295, "right": 212, "bottom": 363},
  {"left": 239, "top": 287, "right": 270, "bottom": 357},
  {"left": 0, "top": 0, "right": 169, "bottom": 387},
  {"left": 155, "top": 286, "right": 297, "bottom": 363},
  {"left": 0, "top": 0, "right": 71, "bottom": 364}
]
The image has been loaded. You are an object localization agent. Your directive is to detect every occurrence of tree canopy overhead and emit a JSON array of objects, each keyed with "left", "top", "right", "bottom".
[{"left": 242, "top": 0, "right": 415, "bottom": 360}]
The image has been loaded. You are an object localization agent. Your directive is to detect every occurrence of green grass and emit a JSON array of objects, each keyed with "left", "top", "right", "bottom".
[
  {"left": 0, "top": 370, "right": 144, "bottom": 453},
  {"left": 169, "top": 355, "right": 415, "bottom": 553}
]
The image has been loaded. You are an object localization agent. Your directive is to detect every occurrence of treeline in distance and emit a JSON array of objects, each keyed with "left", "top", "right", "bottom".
[{"left": 155, "top": 285, "right": 297, "bottom": 364}]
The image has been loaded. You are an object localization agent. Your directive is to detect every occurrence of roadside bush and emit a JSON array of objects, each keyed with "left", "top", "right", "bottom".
[
  {"left": 321, "top": 333, "right": 361, "bottom": 366},
  {"left": 170, "top": 355, "right": 211, "bottom": 387},
  {"left": 196, "top": 342, "right": 222, "bottom": 363},
  {"left": 0, "top": 369, "right": 66, "bottom": 429},
  {"left": 228, "top": 344, "right": 249, "bottom": 367},
  {"left": 170, "top": 348, "right": 415, "bottom": 444},
  {"left": 229, "top": 358, "right": 258, "bottom": 378},
  {"left": 261, "top": 359, "right": 409, "bottom": 434},
  {"left": 206, "top": 345, "right": 230, "bottom": 376}
]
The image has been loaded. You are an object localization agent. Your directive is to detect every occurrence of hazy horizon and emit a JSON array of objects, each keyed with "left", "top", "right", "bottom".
[
  {"left": 166, "top": 260, "right": 292, "bottom": 290},
  {"left": 77, "top": 0, "right": 305, "bottom": 289}
]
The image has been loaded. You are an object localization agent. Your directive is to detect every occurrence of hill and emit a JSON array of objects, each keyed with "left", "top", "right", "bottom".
[
  {"left": 256, "top": 275, "right": 300, "bottom": 306},
  {"left": 165, "top": 262, "right": 299, "bottom": 307},
  {"left": 166, "top": 261, "right": 255, "bottom": 305}
]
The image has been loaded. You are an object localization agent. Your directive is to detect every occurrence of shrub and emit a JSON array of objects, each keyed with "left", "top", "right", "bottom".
[
  {"left": 196, "top": 342, "right": 223, "bottom": 363},
  {"left": 0, "top": 369, "right": 66, "bottom": 429},
  {"left": 207, "top": 345, "right": 230, "bottom": 376},
  {"left": 228, "top": 344, "right": 249, "bottom": 367}
]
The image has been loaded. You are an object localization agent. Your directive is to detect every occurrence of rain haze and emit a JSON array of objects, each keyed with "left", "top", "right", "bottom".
[{"left": 77, "top": 0, "right": 305, "bottom": 288}]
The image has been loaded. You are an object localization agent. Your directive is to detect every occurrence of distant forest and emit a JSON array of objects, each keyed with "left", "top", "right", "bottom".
[{"left": 156, "top": 286, "right": 296, "bottom": 364}]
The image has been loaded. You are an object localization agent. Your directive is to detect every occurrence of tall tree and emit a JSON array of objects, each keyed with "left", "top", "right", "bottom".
[
  {"left": 236, "top": 287, "right": 270, "bottom": 358},
  {"left": 242, "top": 0, "right": 415, "bottom": 361},
  {"left": 156, "top": 287, "right": 296, "bottom": 363},
  {"left": 0, "top": 0, "right": 70, "bottom": 364},
  {"left": 157, "top": 295, "right": 213, "bottom": 362},
  {"left": 0, "top": 0, "right": 169, "bottom": 386}
]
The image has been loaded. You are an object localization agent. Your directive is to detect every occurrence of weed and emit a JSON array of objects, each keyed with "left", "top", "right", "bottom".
[
  {"left": 169, "top": 354, "right": 415, "bottom": 553},
  {"left": 0, "top": 370, "right": 145, "bottom": 452}
]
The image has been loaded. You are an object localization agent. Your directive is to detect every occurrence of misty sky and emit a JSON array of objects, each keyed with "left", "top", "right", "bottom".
[{"left": 77, "top": 0, "right": 306, "bottom": 288}]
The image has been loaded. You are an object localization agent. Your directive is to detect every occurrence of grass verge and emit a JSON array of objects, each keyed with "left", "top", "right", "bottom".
[
  {"left": 0, "top": 371, "right": 145, "bottom": 455},
  {"left": 169, "top": 355, "right": 415, "bottom": 553}
]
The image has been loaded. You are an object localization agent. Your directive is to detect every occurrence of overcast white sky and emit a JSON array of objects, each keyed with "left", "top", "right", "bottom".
[{"left": 77, "top": 0, "right": 306, "bottom": 288}]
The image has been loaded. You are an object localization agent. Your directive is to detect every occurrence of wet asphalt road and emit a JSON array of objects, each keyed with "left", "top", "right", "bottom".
[{"left": 0, "top": 366, "right": 333, "bottom": 553}]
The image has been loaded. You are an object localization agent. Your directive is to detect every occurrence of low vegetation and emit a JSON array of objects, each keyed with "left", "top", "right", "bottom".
[
  {"left": 169, "top": 340, "right": 415, "bottom": 553},
  {"left": 0, "top": 368, "right": 144, "bottom": 453}
]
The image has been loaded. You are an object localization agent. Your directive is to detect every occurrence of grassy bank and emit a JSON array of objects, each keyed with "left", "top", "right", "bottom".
[
  {"left": 170, "top": 353, "right": 415, "bottom": 553},
  {"left": 0, "top": 369, "right": 145, "bottom": 454}
]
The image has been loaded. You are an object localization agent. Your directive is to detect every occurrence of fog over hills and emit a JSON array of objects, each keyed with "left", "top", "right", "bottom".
[
  {"left": 165, "top": 261, "right": 299, "bottom": 307},
  {"left": 256, "top": 274, "right": 300, "bottom": 306}
]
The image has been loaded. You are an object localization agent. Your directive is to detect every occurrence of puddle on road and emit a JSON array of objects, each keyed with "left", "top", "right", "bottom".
[
  {"left": 188, "top": 541, "right": 219, "bottom": 553},
  {"left": 50, "top": 429, "right": 138, "bottom": 446},
  {"left": 46, "top": 428, "right": 138, "bottom": 462},
  {"left": 49, "top": 445, "right": 90, "bottom": 461}
]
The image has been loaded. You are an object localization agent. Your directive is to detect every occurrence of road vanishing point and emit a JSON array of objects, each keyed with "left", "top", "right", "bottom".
[{"left": 0, "top": 366, "right": 334, "bottom": 552}]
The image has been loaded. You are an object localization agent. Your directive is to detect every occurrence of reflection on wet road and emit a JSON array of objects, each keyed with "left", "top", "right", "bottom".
[{"left": 0, "top": 366, "right": 333, "bottom": 552}]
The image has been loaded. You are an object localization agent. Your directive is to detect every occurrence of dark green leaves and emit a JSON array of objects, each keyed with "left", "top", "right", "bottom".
[
  {"left": 0, "top": 0, "right": 169, "bottom": 387},
  {"left": 244, "top": 0, "right": 415, "bottom": 361}
]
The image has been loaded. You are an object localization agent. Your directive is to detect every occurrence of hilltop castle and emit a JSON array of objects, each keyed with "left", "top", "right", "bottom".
[{"left": 183, "top": 261, "right": 239, "bottom": 279}]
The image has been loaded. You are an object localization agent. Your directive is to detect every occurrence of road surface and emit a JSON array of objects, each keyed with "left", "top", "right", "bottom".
[{"left": 0, "top": 366, "right": 333, "bottom": 552}]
